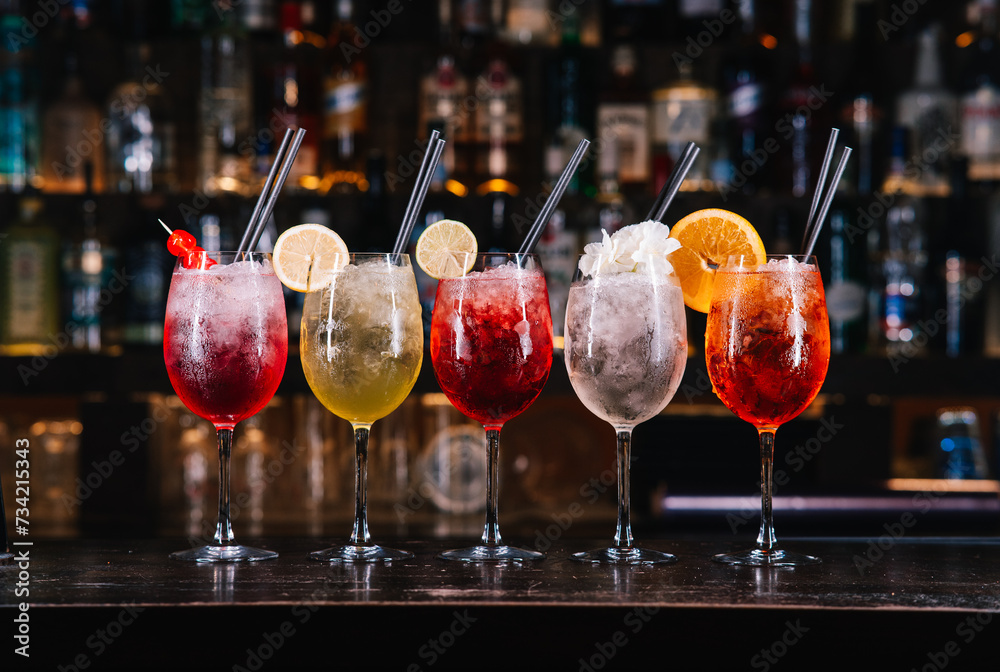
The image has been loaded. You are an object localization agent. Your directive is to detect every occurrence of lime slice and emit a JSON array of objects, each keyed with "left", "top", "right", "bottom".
[
  {"left": 414, "top": 219, "right": 478, "bottom": 279},
  {"left": 272, "top": 223, "right": 349, "bottom": 292}
]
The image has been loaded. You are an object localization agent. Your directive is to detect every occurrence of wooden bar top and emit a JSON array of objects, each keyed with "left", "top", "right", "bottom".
[{"left": 2, "top": 536, "right": 999, "bottom": 670}]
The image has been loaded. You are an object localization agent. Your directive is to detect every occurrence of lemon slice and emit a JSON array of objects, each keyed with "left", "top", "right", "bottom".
[
  {"left": 415, "top": 219, "right": 478, "bottom": 279},
  {"left": 272, "top": 223, "right": 349, "bottom": 292},
  {"left": 667, "top": 208, "right": 767, "bottom": 313}
]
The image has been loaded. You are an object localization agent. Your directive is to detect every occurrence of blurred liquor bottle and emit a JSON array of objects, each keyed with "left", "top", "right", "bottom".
[
  {"left": 0, "top": 0, "right": 40, "bottom": 193},
  {"left": 197, "top": 0, "right": 253, "bottom": 195},
  {"left": 551, "top": 10, "right": 593, "bottom": 196},
  {"left": 502, "top": 0, "right": 553, "bottom": 45},
  {"left": 123, "top": 204, "right": 173, "bottom": 346},
  {"left": 106, "top": 5, "right": 177, "bottom": 194},
  {"left": 868, "top": 128, "right": 929, "bottom": 358},
  {"left": 0, "top": 194, "right": 59, "bottom": 355},
  {"left": 651, "top": 59, "right": 718, "bottom": 194},
  {"left": 774, "top": 0, "right": 824, "bottom": 198},
  {"left": 322, "top": 0, "right": 368, "bottom": 194},
  {"left": 896, "top": 23, "right": 957, "bottom": 198},
  {"left": 41, "top": 20, "right": 105, "bottom": 194},
  {"left": 838, "top": 0, "right": 885, "bottom": 199},
  {"left": 62, "top": 165, "right": 118, "bottom": 352},
  {"left": 258, "top": 0, "right": 321, "bottom": 191},
  {"left": 958, "top": 0, "right": 1000, "bottom": 188},
  {"left": 719, "top": 0, "right": 775, "bottom": 196},
  {"left": 596, "top": 44, "right": 650, "bottom": 197}
]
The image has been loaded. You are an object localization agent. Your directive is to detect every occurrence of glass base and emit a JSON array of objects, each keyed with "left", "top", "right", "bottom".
[
  {"left": 438, "top": 545, "right": 545, "bottom": 563},
  {"left": 713, "top": 548, "right": 821, "bottom": 567},
  {"left": 309, "top": 544, "right": 413, "bottom": 563},
  {"left": 572, "top": 546, "right": 678, "bottom": 565},
  {"left": 169, "top": 544, "right": 278, "bottom": 563}
]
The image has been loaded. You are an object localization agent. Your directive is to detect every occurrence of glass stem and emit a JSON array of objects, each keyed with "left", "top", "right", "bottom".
[
  {"left": 756, "top": 428, "right": 778, "bottom": 554},
  {"left": 613, "top": 428, "right": 634, "bottom": 549},
  {"left": 350, "top": 425, "right": 373, "bottom": 546},
  {"left": 213, "top": 427, "right": 235, "bottom": 546},
  {"left": 481, "top": 426, "right": 503, "bottom": 546}
]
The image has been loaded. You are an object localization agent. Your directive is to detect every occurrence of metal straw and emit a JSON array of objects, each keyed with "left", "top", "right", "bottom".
[
  {"left": 650, "top": 144, "right": 700, "bottom": 223},
  {"left": 392, "top": 130, "right": 441, "bottom": 255},
  {"left": 519, "top": 138, "right": 591, "bottom": 255},
  {"left": 803, "top": 146, "right": 853, "bottom": 259},
  {"left": 238, "top": 128, "right": 294, "bottom": 254},
  {"left": 646, "top": 141, "right": 698, "bottom": 222},
  {"left": 801, "top": 128, "right": 840, "bottom": 253},
  {"left": 392, "top": 137, "right": 446, "bottom": 256},
  {"left": 247, "top": 128, "right": 307, "bottom": 253}
]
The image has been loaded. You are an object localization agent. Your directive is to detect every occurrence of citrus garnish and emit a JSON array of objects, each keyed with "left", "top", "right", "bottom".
[
  {"left": 667, "top": 208, "right": 767, "bottom": 313},
  {"left": 414, "top": 219, "right": 478, "bottom": 279},
  {"left": 271, "top": 223, "right": 349, "bottom": 292}
]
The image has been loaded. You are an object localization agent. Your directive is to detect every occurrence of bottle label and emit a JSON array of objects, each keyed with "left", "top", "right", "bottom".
[
  {"left": 652, "top": 93, "right": 715, "bottom": 144},
  {"left": 961, "top": 84, "right": 1000, "bottom": 175},
  {"left": 596, "top": 103, "right": 650, "bottom": 183},
  {"left": 324, "top": 79, "right": 367, "bottom": 136},
  {"left": 826, "top": 281, "right": 866, "bottom": 322},
  {"left": 6, "top": 240, "right": 46, "bottom": 341},
  {"left": 473, "top": 77, "right": 524, "bottom": 142},
  {"left": 728, "top": 83, "right": 762, "bottom": 120},
  {"left": 419, "top": 75, "right": 471, "bottom": 141}
]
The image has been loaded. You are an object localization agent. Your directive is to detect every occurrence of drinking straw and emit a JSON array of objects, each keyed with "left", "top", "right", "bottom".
[
  {"left": 519, "top": 138, "right": 591, "bottom": 255},
  {"left": 803, "top": 146, "right": 852, "bottom": 259},
  {"left": 392, "top": 129, "right": 441, "bottom": 255},
  {"left": 800, "top": 128, "right": 840, "bottom": 253},
  {"left": 391, "top": 138, "right": 446, "bottom": 255},
  {"left": 646, "top": 141, "right": 698, "bottom": 222},
  {"left": 247, "top": 128, "right": 307, "bottom": 253},
  {"left": 237, "top": 128, "right": 294, "bottom": 254}
]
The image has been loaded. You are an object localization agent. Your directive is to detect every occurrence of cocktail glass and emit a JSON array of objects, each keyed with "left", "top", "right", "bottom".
[
  {"left": 706, "top": 255, "right": 830, "bottom": 566},
  {"left": 164, "top": 251, "right": 287, "bottom": 562},
  {"left": 430, "top": 253, "right": 553, "bottom": 562},
  {"left": 563, "top": 254, "right": 687, "bottom": 563},
  {"left": 300, "top": 253, "right": 423, "bottom": 562}
]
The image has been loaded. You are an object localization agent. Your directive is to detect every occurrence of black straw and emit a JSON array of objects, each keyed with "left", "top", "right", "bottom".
[
  {"left": 247, "top": 128, "right": 307, "bottom": 253},
  {"left": 393, "top": 130, "right": 441, "bottom": 255},
  {"left": 651, "top": 144, "right": 700, "bottom": 223},
  {"left": 519, "top": 138, "right": 591, "bottom": 255},
  {"left": 803, "top": 146, "right": 852, "bottom": 259},
  {"left": 238, "top": 128, "right": 294, "bottom": 254},
  {"left": 801, "top": 128, "right": 840, "bottom": 252},
  {"left": 393, "top": 136, "right": 446, "bottom": 256},
  {"left": 646, "top": 141, "right": 697, "bottom": 222}
]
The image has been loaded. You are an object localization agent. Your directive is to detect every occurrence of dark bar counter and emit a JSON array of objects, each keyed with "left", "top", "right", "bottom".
[{"left": 2, "top": 537, "right": 1000, "bottom": 670}]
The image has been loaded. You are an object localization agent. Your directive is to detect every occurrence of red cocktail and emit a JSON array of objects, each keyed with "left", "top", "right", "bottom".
[
  {"left": 706, "top": 255, "right": 830, "bottom": 566},
  {"left": 163, "top": 252, "right": 287, "bottom": 562},
  {"left": 430, "top": 254, "right": 553, "bottom": 562}
]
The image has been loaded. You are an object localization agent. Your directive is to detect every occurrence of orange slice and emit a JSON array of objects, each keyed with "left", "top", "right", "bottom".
[{"left": 667, "top": 208, "right": 766, "bottom": 313}]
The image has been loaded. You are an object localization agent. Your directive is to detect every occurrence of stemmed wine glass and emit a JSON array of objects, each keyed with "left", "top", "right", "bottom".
[
  {"left": 164, "top": 251, "right": 288, "bottom": 562},
  {"left": 300, "top": 253, "right": 423, "bottom": 562},
  {"left": 430, "top": 253, "right": 553, "bottom": 562},
  {"left": 563, "top": 253, "right": 687, "bottom": 563},
  {"left": 706, "top": 254, "right": 830, "bottom": 566}
]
